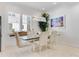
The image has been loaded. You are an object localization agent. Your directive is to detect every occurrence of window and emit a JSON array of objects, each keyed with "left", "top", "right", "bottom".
[
  {"left": 22, "top": 15, "right": 31, "bottom": 31},
  {"left": 8, "top": 12, "right": 20, "bottom": 32},
  {"left": 22, "top": 15, "right": 27, "bottom": 31},
  {"left": 8, "top": 12, "right": 32, "bottom": 32}
]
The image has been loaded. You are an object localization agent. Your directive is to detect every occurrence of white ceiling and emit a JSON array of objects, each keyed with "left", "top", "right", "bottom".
[
  {"left": 18, "top": 2, "right": 57, "bottom": 11},
  {"left": 6, "top": 2, "right": 79, "bottom": 14},
  {"left": 7, "top": 2, "right": 79, "bottom": 12}
]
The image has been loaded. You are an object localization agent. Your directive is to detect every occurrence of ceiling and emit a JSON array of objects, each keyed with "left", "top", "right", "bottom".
[
  {"left": 7, "top": 2, "right": 79, "bottom": 12},
  {"left": 17, "top": 2, "right": 57, "bottom": 11},
  {"left": 12, "top": 2, "right": 79, "bottom": 11}
]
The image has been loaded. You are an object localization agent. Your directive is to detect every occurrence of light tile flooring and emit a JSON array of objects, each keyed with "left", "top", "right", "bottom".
[{"left": 0, "top": 43, "right": 79, "bottom": 57}]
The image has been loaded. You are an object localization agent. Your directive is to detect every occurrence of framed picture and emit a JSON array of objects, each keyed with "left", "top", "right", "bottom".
[{"left": 51, "top": 16, "right": 64, "bottom": 27}]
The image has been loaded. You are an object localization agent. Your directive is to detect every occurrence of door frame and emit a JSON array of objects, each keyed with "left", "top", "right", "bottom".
[{"left": 0, "top": 16, "right": 1, "bottom": 52}]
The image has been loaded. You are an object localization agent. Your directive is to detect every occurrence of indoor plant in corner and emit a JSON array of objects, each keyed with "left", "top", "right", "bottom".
[{"left": 39, "top": 12, "right": 49, "bottom": 32}]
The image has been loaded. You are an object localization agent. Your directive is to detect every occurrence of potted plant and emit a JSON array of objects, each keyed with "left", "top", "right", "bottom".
[{"left": 39, "top": 12, "right": 49, "bottom": 32}]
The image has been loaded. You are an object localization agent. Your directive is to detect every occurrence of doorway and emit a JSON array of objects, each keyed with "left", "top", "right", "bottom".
[{"left": 0, "top": 16, "right": 1, "bottom": 52}]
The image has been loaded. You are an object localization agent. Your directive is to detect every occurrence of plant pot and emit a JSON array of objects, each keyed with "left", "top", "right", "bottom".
[{"left": 39, "top": 21, "right": 47, "bottom": 32}]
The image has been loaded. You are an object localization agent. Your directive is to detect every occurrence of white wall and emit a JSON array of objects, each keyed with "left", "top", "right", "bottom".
[{"left": 49, "top": 4, "right": 79, "bottom": 47}]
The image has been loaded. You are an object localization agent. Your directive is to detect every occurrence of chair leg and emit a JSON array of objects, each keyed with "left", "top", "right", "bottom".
[
  {"left": 38, "top": 45, "right": 42, "bottom": 54},
  {"left": 32, "top": 43, "right": 39, "bottom": 52},
  {"left": 32, "top": 45, "right": 38, "bottom": 52}
]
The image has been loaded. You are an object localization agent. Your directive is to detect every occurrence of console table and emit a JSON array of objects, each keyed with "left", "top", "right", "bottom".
[{"left": 10, "top": 31, "right": 28, "bottom": 37}]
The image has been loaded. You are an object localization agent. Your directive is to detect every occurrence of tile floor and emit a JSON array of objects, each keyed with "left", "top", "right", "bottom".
[{"left": 0, "top": 42, "right": 79, "bottom": 57}]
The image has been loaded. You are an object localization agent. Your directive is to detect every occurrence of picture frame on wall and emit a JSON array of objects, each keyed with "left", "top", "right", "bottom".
[
  {"left": 51, "top": 16, "right": 64, "bottom": 27},
  {"left": 50, "top": 15, "right": 66, "bottom": 32}
]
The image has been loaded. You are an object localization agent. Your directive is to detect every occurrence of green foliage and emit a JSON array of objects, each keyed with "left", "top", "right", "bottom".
[
  {"left": 41, "top": 12, "right": 49, "bottom": 22},
  {"left": 39, "top": 12, "right": 49, "bottom": 32}
]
